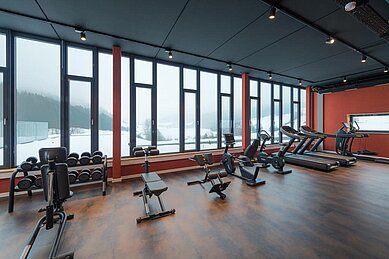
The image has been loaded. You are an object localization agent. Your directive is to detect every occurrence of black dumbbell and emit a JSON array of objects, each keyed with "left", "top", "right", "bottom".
[
  {"left": 67, "top": 157, "right": 78, "bottom": 167},
  {"left": 93, "top": 151, "right": 103, "bottom": 157},
  {"left": 91, "top": 168, "right": 103, "bottom": 181},
  {"left": 79, "top": 152, "right": 91, "bottom": 165},
  {"left": 68, "top": 170, "right": 79, "bottom": 184},
  {"left": 78, "top": 169, "right": 90, "bottom": 182},
  {"left": 91, "top": 154, "right": 102, "bottom": 164},
  {"left": 20, "top": 161, "right": 33, "bottom": 171},
  {"left": 34, "top": 176, "right": 43, "bottom": 188},
  {"left": 17, "top": 175, "right": 37, "bottom": 190},
  {"left": 68, "top": 152, "right": 80, "bottom": 160}
]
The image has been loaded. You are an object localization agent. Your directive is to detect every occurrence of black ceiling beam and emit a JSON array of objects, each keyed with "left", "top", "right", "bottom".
[
  {"left": 258, "top": 0, "right": 389, "bottom": 68},
  {"left": 0, "top": 7, "right": 314, "bottom": 84}
]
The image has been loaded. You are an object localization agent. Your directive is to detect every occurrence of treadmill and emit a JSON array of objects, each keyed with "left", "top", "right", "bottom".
[
  {"left": 279, "top": 126, "right": 339, "bottom": 171},
  {"left": 298, "top": 125, "right": 357, "bottom": 167}
]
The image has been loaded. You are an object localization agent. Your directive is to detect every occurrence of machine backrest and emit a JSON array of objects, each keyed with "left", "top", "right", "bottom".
[
  {"left": 39, "top": 147, "right": 67, "bottom": 164},
  {"left": 41, "top": 163, "right": 71, "bottom": 202},
  {"left": 223, "top": 133, "right": 236, "bottom": 145},
  {"left": 203, "top": 153, "right": 213, "bottom": 165},
  {"left": 244, "top": 139, "right": 259, "bottom": 159},
  {"left": 192, "top": 154, "right": 206, "bottom": 166}
]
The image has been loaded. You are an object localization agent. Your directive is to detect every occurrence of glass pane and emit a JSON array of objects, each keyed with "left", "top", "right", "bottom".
[
  {"left": 274, "top": 101, "right": 281, "bottom": 143},
  {"left": 98, "top": 53, "right": 113, "bottom": 157},
  {"left": 260, "top": 82, "right": 271, "bottom": 134},
  {"left": 233, "top": 77, "right": 242, "bottom": 146},
  {"left": 250, "top": 80, "right": 258, "bottom": 97},
  {"left": 200, "top": 71, "right": 217, "bottom": 150},
  {"left": 293, "top": 88, "right": 299, "bottom": 102},
  {"left": 157, "top": 64, "right": 180, "bottom": 153},
  {"left": 250, "top": 99, "right": 258, "bottom": 141},
  {"left": 136, "top": 87, "right": 151, "bottom": 147},
  {"left": 69, "top": 80, "right": 91, "bottom": 154},
  {"left": 221, "top": 75, "right": 231, "bottom": 94},
  {"left": 121, "top": 57, "right": 131, "bottom": 156},
  {"left": 301, "top": 89, "right": 306, "bottom": 126},
  {"left": 185, "top": 92, "right": 196, "bottom": 150},
  {"left": 0, "top": 73, "right": 3, "bottom": 165},
  {"left": 282, "top": 86, "right": 291, "bottom": 142},
  {"left": 67, "top": 47, "right": 93, "bottom": 77},
  {"left": 0, "top": 34, "right": 5, "bottom": 67},
  {"left": 134, "top": 59, "right": 152, "bottom": 85},
  {"left": 183, "top": 68, "right": 197, "bottom": 90},
  {"left": 16, "top": 38, "right": 61, "bottom": 164},
  {"left": 221, "top": 96, "right": 231, "bottom": 135},
  {"left": 274, "top": 84, "right": 280, "bottom": 99},
  {"left": 293, "top": 103, "right": 299, "bottom": 130}
]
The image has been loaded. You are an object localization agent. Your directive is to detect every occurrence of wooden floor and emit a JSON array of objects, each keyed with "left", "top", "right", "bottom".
[{"left": 1, "top": 161, "right": 389, "bottom": 259}]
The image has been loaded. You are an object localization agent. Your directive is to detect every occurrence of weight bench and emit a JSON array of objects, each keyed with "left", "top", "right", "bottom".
[{"left": 132, "top": 146, "right": 175, "bottom": 223}]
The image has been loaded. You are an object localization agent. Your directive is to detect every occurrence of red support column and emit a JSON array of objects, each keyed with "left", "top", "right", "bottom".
[
  {"left": 306, "top": 86, "right": 312, "bottom": 128},
  {"left": 242, "top": 73, "right": 250, "bottom": 149},
  {"left": 112, "top": 46, "right": 122, "bottom": 181}
]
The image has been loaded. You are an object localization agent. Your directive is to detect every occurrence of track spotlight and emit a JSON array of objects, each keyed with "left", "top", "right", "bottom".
[
  {"left": 384, "top": 67, "right": 388, "bottom": 73},
  {"left": 343, "top": 77, "right": 347, "bottom": 83},
  {"left": 299, "top": 80, "right": 302, "bottom": 86},
  {"left": 361, "top": 55, "right": 367, "bottom": 63},
  {"left": 345, "top": 1, "right": 357, "bottom": 12},
  {"left": 227, "top": 63, "right": 232, "bottom": 71},
  {"left": 268, "top": 6, "right": 276, "bottom": 20},
  {"left": 80, "top": 31, "right": 87, "bottom": 41},
  {"left": 268, "top": 72, "right": 272, "bottom": 80},
  {"left": 164, "top": 49, "right": 173, "bottom": 59},
  {"left": 325, "top": 36, "right": 335, "bottom": 45}
]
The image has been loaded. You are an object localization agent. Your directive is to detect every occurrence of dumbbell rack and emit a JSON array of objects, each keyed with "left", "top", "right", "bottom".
[{"left": 8, "top": 155, "right": 108, "bottom": 213}]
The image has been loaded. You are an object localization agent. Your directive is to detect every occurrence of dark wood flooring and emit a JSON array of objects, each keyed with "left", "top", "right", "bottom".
[{"left": 1, "top": 161, "right": 389, "bottom": 258}]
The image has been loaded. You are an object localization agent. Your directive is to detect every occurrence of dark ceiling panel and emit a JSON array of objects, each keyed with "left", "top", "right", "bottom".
[
  {"left": 277, "top": 0, "right": 339, "bottom": 22},
  {"left": 155, "top": 50, "right": 203, "bottom": 66},
  {"left": 284, "top": 51, "right": 382, "bottom": 83},
  {"left": 364, "top": 43, "right": 389, "bottom": 64},
  {"left": 0, "top": 12, "right": 58, "bottom": 39},
  {"left": 369, "top": 0, "right": 389, "bottom": 22},
  {"left": 0, "top": 0, "right": 44, "bottom": 18},
  {"left": 314, "top": 9, "right": 384, "bottom": 48},
  {"left": 163, "top": 0, "right": 268, "bottom": 56},
  {"left": 206, "top": 12, "right": 304, "bottom": 62},
  {"left": 38, "top": 0, "right": 187, "bottom": 46},
  {"left": 240, "top": 27, "right": 350, "bottom": 75}
]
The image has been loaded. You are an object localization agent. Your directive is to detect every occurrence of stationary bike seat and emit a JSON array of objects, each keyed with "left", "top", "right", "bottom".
[
  {"left": 141, "top": 172, "right": 161, "bottom": 183},
  {"left": 146, "top": 180, "right": 168, "bottom": 196}
]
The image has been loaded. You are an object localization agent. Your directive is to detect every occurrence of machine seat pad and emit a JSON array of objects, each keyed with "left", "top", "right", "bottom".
[
  {"left": 208, "top": 172, "right": 220, "bottom": 180},
  {"left": 147, "top": 180, "right": 168, "bottom": 196},
  {"left": 218, "top": 171, "right": 228, "bottom": 178},
  {"left": 141, "top": 172, "right": 161, "bottom": 183}
]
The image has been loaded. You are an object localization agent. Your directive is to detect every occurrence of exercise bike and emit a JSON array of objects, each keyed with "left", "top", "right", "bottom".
[
  {"left": 21, "top": 147, "right": 74, "bottom": 259},
  {"left": 188, "top": 153, "right": 231, "bottom": 199},
  {"left": 222, "top": 133, "right": 266, "bottom": 186},
  {"left": 256, "top": 130, "right": 292, "bottom": 174}
]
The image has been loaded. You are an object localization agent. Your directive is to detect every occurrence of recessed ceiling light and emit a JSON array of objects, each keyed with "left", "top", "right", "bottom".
[{"left": 345, "top": 1, "right": 357, "bottom": 12}]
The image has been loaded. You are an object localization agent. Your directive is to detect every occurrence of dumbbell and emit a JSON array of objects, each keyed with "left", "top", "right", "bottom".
[
  {"left": 19, "top": 156, "right": 39, "bottom": 171},
  {"left": 68, "top": 170, "right": 79, "bottom": 184},
  {"left": 34, "top": 176, "right": 43, "bottom": 188},
  {"left": 78, "top": 169, "right": 91, "bottom": 182},
  {"left": 91, "top": 151, "right": 103, "bottom": 164},
  {"left": 91, "top": 168, "right": 103, "bottom": 181},
  {"left": 67, "top": 153, "right": 79, "bottom": 167},
  {"left": 17, "top": 175, "right": 37, "bottom": 190},
  {"left": 79, "top": 152, "right": 91, "bottom": 166}
]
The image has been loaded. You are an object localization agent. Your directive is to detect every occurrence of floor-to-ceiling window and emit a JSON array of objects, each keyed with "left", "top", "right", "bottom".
[
  {"left": 121, "top": 57, "right": 131, "bottom": 156},
  {"left": 260, "top": 82, "right": 271, "bottom": 137},
  {"left": 200, "top": 71, "right": 217, "bottom": 150},
  {"left": 15, "top": 37, "right": 61, "bottom": 164},
  {"left": 301, "top": 88, "right": 306, "bottom": 126},
  {"left": 233, "top": 77, "right": 242, "bottom": 146},
  {"left": 293, "top": 87, "right": 300, "bottom": 129},
  {"left": 250, "top": 80, "right": 259, "bottom": 142},
  {"left": 273, "top": 84, "right": 281, "bottom": 143},
  {"left": 183, "top": 68, "right": 197, "bottom": 151},
  {"left": 220, "top": 75, "right": 232, "bottom": 140},
  {"left": 282, "top": 86, "right": 291, "bottom": 142},
  {"left": 157, "top": 63, "right": 180, "bottom": 153},
  {"left": 0, "top": 33, "right": 6, "bottom": 166}
]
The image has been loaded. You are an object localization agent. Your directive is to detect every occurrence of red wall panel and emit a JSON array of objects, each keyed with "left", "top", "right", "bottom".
[{"left": 323, "top": 83, "right": 389, "bottom": 157}]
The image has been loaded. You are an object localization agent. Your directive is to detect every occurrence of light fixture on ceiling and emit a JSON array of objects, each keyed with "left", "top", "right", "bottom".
[
  {"left": 325, "top": 36, "right": 335, "bottom": 45},
  {"left": 227, "top": 63, "right": 233, "bottom": 71},
  {"left": 361, "top": 55, "right": 367, "bottom": 63},
  {"left": 344, "top": 1, "right": 357, "bottom": 12},
  {"left": 343, "top": 77, "right": 347, "bottom": 83},
  {"left": 384, "top": 67, "right": 388, "bottom": 73},
  {"left": 268, "top": 6, "right": 276, "bottom": 20},
  {"left": 165, "top": 49, "right": 173, "bottom": 59},
  {"left": 75, "top": 27, "right": 87, "bottom": 41},
  {"left": 268, "top": 72, "right": 272, "bottom": 80},
  {"left": 299, "top": 80, "right": 302, "bottom": 86}
]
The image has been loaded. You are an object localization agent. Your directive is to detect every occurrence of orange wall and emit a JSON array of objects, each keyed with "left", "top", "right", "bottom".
[{"left": 323, "top": 83, "right": 389, "bottom": 157}]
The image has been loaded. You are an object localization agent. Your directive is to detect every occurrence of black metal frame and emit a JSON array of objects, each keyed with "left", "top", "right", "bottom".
[{"left": 0, "top": 27, "right": 305, "bottom": 169}]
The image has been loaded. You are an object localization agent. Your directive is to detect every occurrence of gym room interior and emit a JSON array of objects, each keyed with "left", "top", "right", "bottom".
[{"left": 0, "top": 0, "right": 389, "bottom": 258}]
